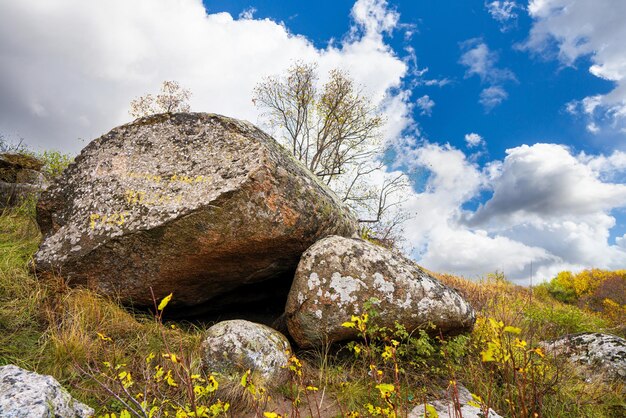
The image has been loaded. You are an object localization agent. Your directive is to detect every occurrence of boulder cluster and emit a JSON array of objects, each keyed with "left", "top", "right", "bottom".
[
  {"left": 5, "top": 113, "right": 626, "bottom": 415},
  {"left": 28, "top": 113, "right": 477, "bottom": 387},
  {"left": 7, "top": 113, "right": 481, "bottom": 413}
]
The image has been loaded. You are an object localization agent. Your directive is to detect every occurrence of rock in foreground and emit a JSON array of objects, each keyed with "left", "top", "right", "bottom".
[
  {"left": 409, "top": 384, "right": 502, "bottom": 418},
  {"left": 285, "top": 236, "right": 475, "bottom": 348},
  {"left": 542, "top": 333, "right": 626, "bottom": 382},
  {"left": 35, "top": 113, "right": 357, "bottom": 311},
  {"left": 202, "top": 320, "right": 291, "bottom": 386},
  {"left": 0, "top": 365, "right": 93, "bottom": 418}
]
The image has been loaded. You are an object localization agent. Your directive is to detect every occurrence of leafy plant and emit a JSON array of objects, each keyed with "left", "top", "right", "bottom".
[
  {"left": 81, "top": 293, "right": 230, "bottom": 418},
  {"left": 38, "top": 150, "right": 73, "bottom": 179}
]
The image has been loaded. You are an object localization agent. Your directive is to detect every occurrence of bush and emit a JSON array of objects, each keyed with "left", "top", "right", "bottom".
[
  {"left": 37, "top": 150, "right": 73, "bottom": 179},
  {"left": 542, "top": 269, "right": 626, "bottom": 331}
]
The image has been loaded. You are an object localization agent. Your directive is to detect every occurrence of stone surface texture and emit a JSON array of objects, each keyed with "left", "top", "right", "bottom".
[
  {"left": 0, "top": 365, "right": 93, "bottom": 418},
  {"left": 202, "top": 319, "right": 291, "bottom": 385},
  {"left": 0, "top": 153, "right": 48, "bottom": 208},
  {"left": 285, "top": 236, "right": 475, "bottom": 348},
  {"left": 34, "top": 113, "right": 357, "bottom": 310},
  {"left": 409, "top": 384, "right": 502, "bottom": 418},
  {"left": 542, "top": 332, "right": 626, "bottom": 382}
]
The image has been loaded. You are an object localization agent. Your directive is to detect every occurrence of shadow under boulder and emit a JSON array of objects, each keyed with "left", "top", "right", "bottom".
[{"left": 34, "top": 113, "right": 357, "bottom": 315}]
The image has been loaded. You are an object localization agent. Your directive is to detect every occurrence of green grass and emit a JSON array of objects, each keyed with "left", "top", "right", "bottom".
[
  {"left": 0, "top": 204, "right": 44, "bottom": 368},
  {"left": 0, "top": 204, "right": 624, "bottom": 417}
]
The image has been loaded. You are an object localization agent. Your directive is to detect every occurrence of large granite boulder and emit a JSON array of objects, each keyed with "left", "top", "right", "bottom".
[
  {"left": 202, "top": 319, "right": 291, "bottom": 386},
  {"left": 542, "top": 333, "right": 626, "bottom": 383},
  {"left": 0, "top": 153, "right": 48, "bottom": 208},
  {"left": 0, "top": 365, "right": 93, "bottom": 417},
  {"left": 285, "top": 236, "right": 475, "bottom": 348},
  {"left": 35, "top": 113, "right": 357, "bottom": 312}
]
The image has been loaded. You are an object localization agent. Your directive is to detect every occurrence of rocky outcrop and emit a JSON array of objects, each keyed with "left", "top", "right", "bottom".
[
  {"left": 0, "top": 365, "right": 93, "bottom": 417},
  {"left": 202, "top": 320, "right": 291, "bottom": 386},
  {"left": 409, "top": 384, "right": 502, "bottom": 418},
  {"left": 542, "top": 333, "right": 626, "bottom": 382},
  {"left": 34, "top": 113, "right": 357, "bottom": 312},
  {"left": 285, "top": 236, "right": 475, "bottom": 348},
  {"left": 0, "top": 153, "right": 48, "bottom": 208}
]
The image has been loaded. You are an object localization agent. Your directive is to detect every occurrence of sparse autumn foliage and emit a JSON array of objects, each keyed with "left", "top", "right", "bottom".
[
  {"left": 254, "top": 63, "right": 382, "bottom": 182},
  {"left": 2, "top": 201, "right": 625, "bottom": 417},
  {"left": 129, "top": 80, "right": 192, "bottom": 118},
  {"left": 253, "top": 62, "right": 411, "bottom": 245},
  {"left": 541, "top": 269, "right": 626, "bottom": 328}
]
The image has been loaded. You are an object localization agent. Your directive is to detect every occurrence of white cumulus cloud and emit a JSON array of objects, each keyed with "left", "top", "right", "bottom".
[
  {"left": 459, "top": 39, "right": 516, "bottom": 111},
  {"left": 486, "top": 1, "right": 520, "bottom": 31},
  {"left": 465, "top": 133, "right": 485, "bottom": 148},
  {"left": 395, "top": 140, "right": 626, "bottom": 283},
  {"left": 480, "top": 86, "right": 509, "bottom": 111},
  {"left": 0, "top": 0, "right": 410, "bottom": 153},
  {"left": 416, "top": 95, "right": 435, "bottom": 116},
  {"left": 524, "top": 0, "right": 626, "bottom": 134}
]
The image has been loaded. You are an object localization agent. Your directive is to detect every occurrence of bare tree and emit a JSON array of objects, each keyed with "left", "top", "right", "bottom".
[
  {"left": 129, "top": 80, "right": 192, "bottom": 118},
  {"left": 254, "top": 63, "right": 384, "bottom": 183},
  {"left": 254, "top": 62, "right": 412, "bottom": 245}
]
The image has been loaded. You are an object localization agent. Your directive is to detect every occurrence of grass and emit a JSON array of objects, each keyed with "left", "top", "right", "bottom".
[{"left": 0, "top": 202, "right": 624, "bottom": 417}]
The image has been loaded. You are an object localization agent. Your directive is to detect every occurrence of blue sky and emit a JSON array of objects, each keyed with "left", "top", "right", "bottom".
[
  {"left": 1, "top": 0, "right": 625, "bottom": 282},
  {"left": 205, "top": 0, "right": 619, "bottom": 155}
]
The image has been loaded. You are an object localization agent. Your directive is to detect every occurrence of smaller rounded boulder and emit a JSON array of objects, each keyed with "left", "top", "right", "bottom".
[
  {"left": 285, "top": 236, "right": 476, "bottom": 348},
  {"left": 202, "top": 320, "right": 291, "bottom": 386},
  {"left": 409, "top": 384, "right": 502, "bottom": 418},
  {"left": 542, "top": 332, "right": 626, "bottom": 382},
  {"left": 0, "top": 365, "right": 93, "bottom": 418}
]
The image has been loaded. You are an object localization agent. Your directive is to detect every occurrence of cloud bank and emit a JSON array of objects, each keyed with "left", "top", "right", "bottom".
[
  {"left": 396, "top": 141, "right": 626, "bottom": 283},
  {"left": 0, "top": 0, "right": 408, "bottom": 152},
  {"left": 1, "top": 0, "right": 625, "bottom": 283}
]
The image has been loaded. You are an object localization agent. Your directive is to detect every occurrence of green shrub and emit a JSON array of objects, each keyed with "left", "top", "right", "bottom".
[
  {"left": 37, "top": 150, "right": 73, "bottom": 179},
  {"left": 523, "top": 303, "right": 608, "bottom": 339}
]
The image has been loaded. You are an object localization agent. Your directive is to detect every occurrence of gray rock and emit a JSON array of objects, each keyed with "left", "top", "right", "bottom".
[
  {"left": 0, "top": 365, "right": 93, "bottom": 418},
  {"left": 285, "top": 236, "right": 475, "bottom": 348},
  {"left": 202, "top": 320, "right": 291, "bottom": 386},
  {"left": 15, "top": 169, "right": 47, "bottom": 185},
  {"left": 0, "top": 153, "right": 48, "bottom": 208},
  {"left": 0, "top": 182, "right": 44, "bottom": 208},
  {"left": 0, "top": 153, "right": 44, "bottom": 173},
  {"left": 542, "top": 332, "right": 626, "bottom": 382},
  {"left": 409, "top": 384, "right": 501, "bottom": 418},
  {"left": 34, "top": 113, "right": 357, "bottom": 312}
]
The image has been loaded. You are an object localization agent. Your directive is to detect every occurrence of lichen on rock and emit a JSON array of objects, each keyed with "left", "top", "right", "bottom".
[
  {"left": 542, "top": 332, "right": 626, "bottom": 383},
  {"left": 409, "top": 384, "right": 502, "bottom": 418},
  {"left": 202, "top": 319, "right": 291, "bottom": 386},
  {"left": 34, "top": 113, "right": 358, "bottom": 312},
  {"left": 0, "top": 365, "right": 93, "bottom": 418},
  {"left": 285, "top": 235, "right": 476, "bottom": 348},
  {"left": 0, "top": 153, "right": 48, "bottom": 208}
]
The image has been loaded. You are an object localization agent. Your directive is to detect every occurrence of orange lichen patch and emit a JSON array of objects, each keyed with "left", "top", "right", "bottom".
[
  {"left": 279, "top": 204, "right": 298, "bottom": 228},
  {"left": 35, "top": 113, "right": 357, "bottom": 311}
]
